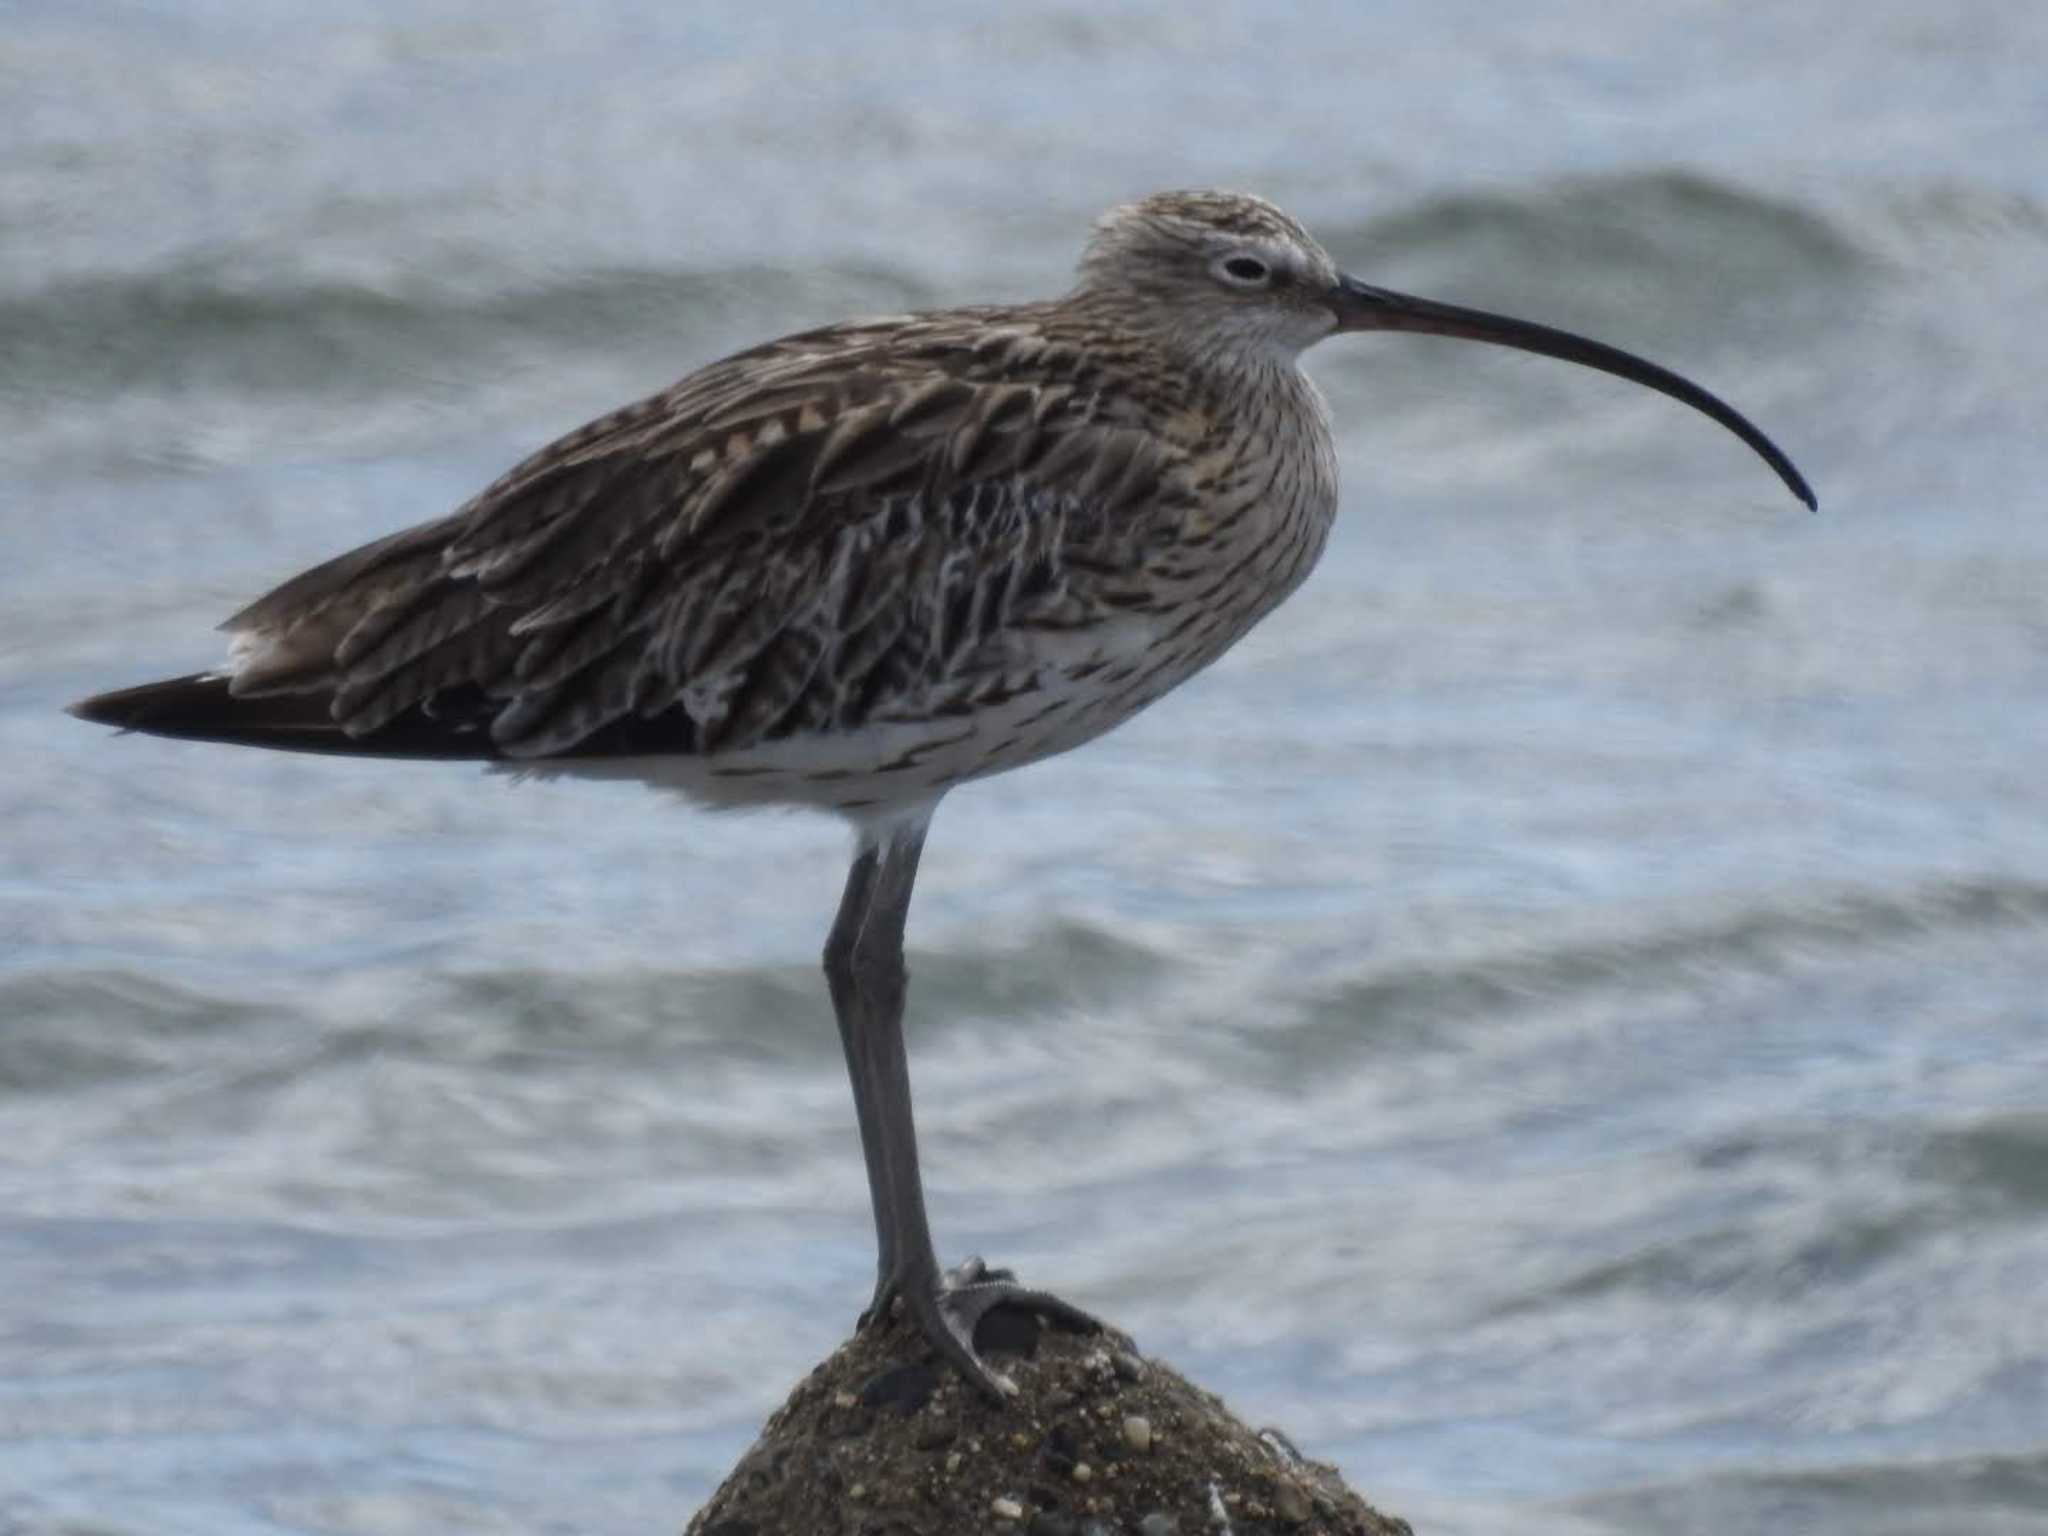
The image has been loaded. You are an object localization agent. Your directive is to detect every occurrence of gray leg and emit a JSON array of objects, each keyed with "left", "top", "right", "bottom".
[
  {"left": 823, "top": 839, "right": 895, "bottom": 1309},
  {"left": 821, "top": 810, "right": 1099, "bottom": 1399}
]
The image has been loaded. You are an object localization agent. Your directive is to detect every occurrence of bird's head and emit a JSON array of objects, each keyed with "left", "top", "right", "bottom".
[
  {"left": 1076, "top": 190, "right": 1346, "bottom": 362},
  {"left": 1076, "top": 189, "right": 1815, "bottom": 509}
]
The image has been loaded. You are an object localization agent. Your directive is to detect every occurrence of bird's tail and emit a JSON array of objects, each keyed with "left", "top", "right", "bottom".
[{"left": 67, "top": 674, "right": 496, "bottom": 760}]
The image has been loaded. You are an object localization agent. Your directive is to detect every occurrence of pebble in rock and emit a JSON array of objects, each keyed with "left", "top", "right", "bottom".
[
  {"left": 858, "top": 1362, "right": 938, "bottom": 1417},
  {"left": 1138, "top": 1515, "right": 1180, "bottom": 1536},
  {"left": 1122, "top": 1415, "right": 1154, "bottom": 1453},
  {"left": 1207, "top": 1481, "right": 1233, "bottom": 1530},
  {"left": 1274, "top": 1482, "right": 1314, "bottom": 1523}
]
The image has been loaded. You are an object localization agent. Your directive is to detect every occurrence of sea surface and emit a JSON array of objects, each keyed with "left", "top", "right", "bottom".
[{"left": 5, "top": 3, "right": 2047, "bottom": 1533}]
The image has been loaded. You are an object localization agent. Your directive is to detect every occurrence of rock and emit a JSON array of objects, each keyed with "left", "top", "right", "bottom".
[
  {"left": 681, "top": 1303, "right": 1406, "bottom": 1536},
  {"left": 860, "top": 1362, "right": 939, "bottom": 1417},
  {"left": 1274, "top": 1480, "right": 1314, "bottom": 1524},
  {"left": 1043, "top": 1421, "right": 1081, "bottom": 1477},
  {"left": 911, "top": 1421, "right": 956, "bottom": 1452}
]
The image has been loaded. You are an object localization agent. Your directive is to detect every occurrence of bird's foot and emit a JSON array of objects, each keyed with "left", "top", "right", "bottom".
[{"left": 863, "top": 1255, "right": 1101, "bottom": 1400}]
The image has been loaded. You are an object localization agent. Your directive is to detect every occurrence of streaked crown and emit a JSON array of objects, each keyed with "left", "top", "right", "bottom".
[{"left": 1073, "top": 190, "right": 1344, "bottom": 359}]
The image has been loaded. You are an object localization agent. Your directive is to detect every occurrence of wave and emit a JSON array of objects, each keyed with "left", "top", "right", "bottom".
[
  {"left": 0, "top": 969, "right": 269, "bottom": 1093},
  {"left": 1308, "top": 169, "right": 1874, "bottom": 395},
  {"left": 7, "top": 877, "right": 2042, "bottom": 1097},
  {"left": 1573, "top": 1445, "right": 2048, "bottom": 1532},
  {"left": 0, "top": 920, "right": 1171, "bottom": 1095},
  {"left": 0, "top": 258, "right": 930, "bottom": 412},
  {"left": 1335, "top": 168, "right": 1865, "bottom": 283},
  {"left": 0, "top": 170, "right": 1870, "bottom": 413},
  {"left": 15, "top": 167, "right": 2034, "bottom": 420},
  {"left": 16, "top": 166, "right": 2034, "bottom": 478},
  {"left": 1252, "top": 874, "right": 2048, "bottom": 1071},
  {"left": 1501, "top": 1105, "right": 2048, "bottom": 1318}
]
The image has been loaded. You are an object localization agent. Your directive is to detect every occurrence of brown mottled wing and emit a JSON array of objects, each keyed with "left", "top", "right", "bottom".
[{"left": 214, "top": 315, "right": 1183, "bottom": 763}]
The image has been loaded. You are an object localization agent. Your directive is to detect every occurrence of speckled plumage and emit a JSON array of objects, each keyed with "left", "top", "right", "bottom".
[{"left": 194, "top": 193, "right": 1342, "bottom": 813}]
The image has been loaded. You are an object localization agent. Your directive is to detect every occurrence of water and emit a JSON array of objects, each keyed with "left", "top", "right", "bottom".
[{"left": 5, "top": 2, "right": 2047, "bottom": 1532}]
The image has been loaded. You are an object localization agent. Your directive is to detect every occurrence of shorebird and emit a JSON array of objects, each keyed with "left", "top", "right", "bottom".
[{"left": 71, "top": 190, "right": 1814, "bottom": 1399}]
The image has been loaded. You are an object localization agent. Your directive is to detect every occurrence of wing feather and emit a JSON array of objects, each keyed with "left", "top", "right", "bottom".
[{"left": 204, "top": 310, "right": 1182, "bottom": 765}]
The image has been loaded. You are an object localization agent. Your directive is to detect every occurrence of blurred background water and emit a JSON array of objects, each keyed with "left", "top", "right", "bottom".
[{"left": 5, "top": 2, "right": 2047, "bottom": 1533}]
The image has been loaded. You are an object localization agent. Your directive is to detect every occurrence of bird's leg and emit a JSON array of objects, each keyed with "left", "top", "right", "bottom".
[
  {"left": 836, "top": 817, "right": 937, "bottom": 1328},
  {"left": 822, "top": 811, "right": 1099, "bottom": 1400},
  {"left": 823, "top": 839, "right": 897, "bottom": 1315}
]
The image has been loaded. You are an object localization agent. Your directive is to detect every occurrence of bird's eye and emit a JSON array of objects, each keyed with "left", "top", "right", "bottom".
[{"left": 1216, "top": 255, "right": 1272, "bottom": 287}]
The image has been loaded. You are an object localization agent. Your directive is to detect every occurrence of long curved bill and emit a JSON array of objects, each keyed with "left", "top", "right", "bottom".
[{"left": 1330, "top": 273, "right": 1816, "bottom": 510}]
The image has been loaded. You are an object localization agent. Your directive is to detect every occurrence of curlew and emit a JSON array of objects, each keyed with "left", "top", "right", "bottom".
[{"left": 71, "top": 190, "right": 1814, "bottom": 1398}]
